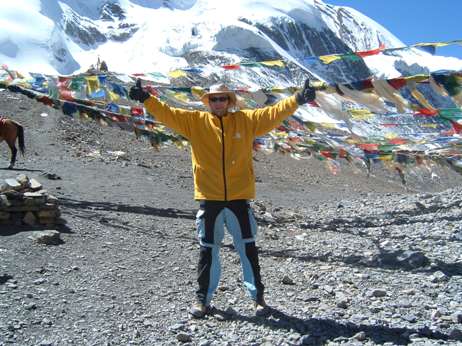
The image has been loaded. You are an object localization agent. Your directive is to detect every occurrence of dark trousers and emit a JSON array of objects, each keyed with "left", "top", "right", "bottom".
[{"left": 195, "top": 200, "right": 264, "bottom": 305}]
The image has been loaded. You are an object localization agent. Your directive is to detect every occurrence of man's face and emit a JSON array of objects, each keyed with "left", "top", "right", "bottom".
[{"left": 208, "top": 93, "right": 229, "bottom": 116}]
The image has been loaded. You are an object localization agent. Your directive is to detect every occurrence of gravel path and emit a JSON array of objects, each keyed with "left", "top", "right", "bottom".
[{"left": 1, "top": 89, "right": 462, "bottom": 345}]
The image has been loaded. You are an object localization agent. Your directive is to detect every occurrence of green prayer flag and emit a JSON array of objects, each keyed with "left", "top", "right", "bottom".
[{"left": 438, "top": 108, "right": 462, "bottom": 120}]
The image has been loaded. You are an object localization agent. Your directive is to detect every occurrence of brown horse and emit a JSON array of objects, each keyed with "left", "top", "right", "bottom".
[{"left": 0, "top": 117, "right": 25, "bottom": 169}]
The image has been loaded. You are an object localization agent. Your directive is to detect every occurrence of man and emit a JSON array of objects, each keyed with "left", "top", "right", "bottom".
[{"left": 129, "top": 79, "right": 315, "bottom": 318}]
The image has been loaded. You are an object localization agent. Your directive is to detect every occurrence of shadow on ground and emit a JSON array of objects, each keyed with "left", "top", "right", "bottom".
[
  {"left": 208, "top": 306, "right": 449, "bottom": 345},
  {"left": 59, "top": 197, "right": 196, "bottom": 220},
  {"left": 261, "top": 247, "right": 462, "bottom": 277},
  {"left": 0, "top": 167, "right": 44, "bottom": 172}
]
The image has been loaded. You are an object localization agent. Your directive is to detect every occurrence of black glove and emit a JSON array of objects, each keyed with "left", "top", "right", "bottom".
[
  {"left": 295, "top": 78, "right": 316, "bottom": 105},
  {"left": 129, "top": 79, "right": 150, "bottom": 103}
]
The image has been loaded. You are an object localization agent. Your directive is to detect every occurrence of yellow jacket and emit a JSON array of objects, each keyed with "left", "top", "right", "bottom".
[{"left": 144, "top": 95, "right": 299, "bottom": 201}]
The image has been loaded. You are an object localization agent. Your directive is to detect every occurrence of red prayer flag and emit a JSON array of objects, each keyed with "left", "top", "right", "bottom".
[
  {"left": 414, "top": 108, "right": 438, "bottom": 116},
  {"left": 58, "top": 77, "right": 71, "bottom": 90},
  {"left": 388, "top": 138, "right": 407, "bottom": 145},
  {"left": 59, "top": 90, "right": 74, "bottom": 101},
  {"left": 288, "top": 118, "right": 306, "bottom": 131},
  {"left": 355, "top": 43, "right": 385, "bottom": 57},
  {"left": 362, "top": 79, "right": 374, "bottom": 90},
  {"left": 338, "top": 148, "right": 348, "bottom": 158},
  {"left": 36, "top": 96, "right": 54, "bottom": 107},
  {"left": 451, "top": 120, "right": 462, "bottom": 134},
  {"left": 131, "top": 107, "right": 144, "bottom": 116},
  {"left": 320, "top": 150, "right": 334, "bottom": 159},
  {"left": 102, "top": 111, "right": 129, "bottom": 123},
  {"left": 388, "top": 78, "right": 407, "bottom": 90},
  {"left": 358, "top": 143, "right": 379, "bottom": 151},
  {"left": 222, "top": 65, "right": 240, "bottom": 70}
]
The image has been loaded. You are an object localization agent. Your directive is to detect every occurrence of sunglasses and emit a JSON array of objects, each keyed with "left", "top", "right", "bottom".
[{"left": 209, "top": 96, "right": 229, "bottom": 103}]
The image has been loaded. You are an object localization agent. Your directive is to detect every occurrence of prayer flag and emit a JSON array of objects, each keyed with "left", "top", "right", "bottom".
[
  {"left": 260, "top": 60, "right": 285, "bottom": 67},
  {"left": 356, "top": 43, "right": 386, "bottom": 57},
  {"left": 349, "top": 108, "right": 374, "bottom": 120},
  {"left": 168, "top": 70, "right": 188, "bottom": 78},
  {"left": 319, "top": 55, "right": 342, "bottom": 64}
]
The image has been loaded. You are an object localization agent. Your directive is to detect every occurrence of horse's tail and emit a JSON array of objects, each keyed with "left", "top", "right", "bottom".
[{"left": 15, "top": 123, "right": 25, "bottom": 155}]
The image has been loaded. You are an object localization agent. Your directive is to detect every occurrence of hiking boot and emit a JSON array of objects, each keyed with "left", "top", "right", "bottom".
[
  {"left": 189, "top": 302, "right": 210, "bottom": 318},
  {"left": 254, "top": 299, "right": 269, "bottom": 317}
]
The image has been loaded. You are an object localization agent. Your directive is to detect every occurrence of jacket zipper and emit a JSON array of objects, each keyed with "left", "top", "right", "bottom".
[{"left": 219, "top": 117, "right": 227, "bottom": 201}]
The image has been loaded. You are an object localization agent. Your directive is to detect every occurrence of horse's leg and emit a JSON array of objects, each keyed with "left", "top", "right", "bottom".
[
  {"left": 7, "top": 142, "right": 17, "bottom": 169},
  {"left": 4, "top": 121, "right": 20, "bottom": 169}
]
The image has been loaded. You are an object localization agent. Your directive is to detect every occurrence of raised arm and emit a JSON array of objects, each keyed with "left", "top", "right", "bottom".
[
  {"left": 248, "top": 79, "right": 316, "bottom": 137},
  {"left": 129, "top": 79, "right": 198, "bottom": 139}
]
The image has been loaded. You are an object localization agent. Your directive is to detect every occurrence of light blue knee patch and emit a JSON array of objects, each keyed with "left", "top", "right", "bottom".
[
  {"left": 196, "top": 209, "right": 225, "bottom": 304},
  {"left": 224, "top": 208, "right": 259, "bottom": 299}
]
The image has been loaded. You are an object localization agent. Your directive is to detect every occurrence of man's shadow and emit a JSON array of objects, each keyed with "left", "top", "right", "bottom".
[
  {"left": 207, "top": 306, "right": 448, "bottom": 345},
  {"left": 0, "top": 167, "right": 43, "bottom": 172}
]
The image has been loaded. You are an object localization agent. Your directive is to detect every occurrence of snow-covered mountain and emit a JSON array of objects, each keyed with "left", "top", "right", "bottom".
[{"left": 1, "top": 0, "right": 461, "bottom": 84}]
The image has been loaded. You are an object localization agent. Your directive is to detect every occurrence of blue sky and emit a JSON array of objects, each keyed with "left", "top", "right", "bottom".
[{"left": 325, "top": 0, "right": 462, "bottom": 59}]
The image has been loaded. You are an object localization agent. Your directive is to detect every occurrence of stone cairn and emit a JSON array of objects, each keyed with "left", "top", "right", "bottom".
[{"left": 0, "top": 174, "right": 63, "bottom": 226}]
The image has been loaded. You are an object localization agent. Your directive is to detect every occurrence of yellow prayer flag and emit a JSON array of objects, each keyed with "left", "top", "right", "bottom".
[
  {"left": 319, "top": 122, "right": 338, "bottom": 129},
  {"left": 384, "top": 132, "right": 397, "bottom": 140},
  {"left": 319, "top": 55, "right": 342, "bottom": 64},
  {"left": 414, "top": 41, "right": 449, "bottom": 48},
  {"left": 349, "top": 109, "right": 374, "bottom": 120},
  {"left": 191, "top": 86, "right": 205, "bottom": 98},
  {"left": 273, "top": 131, "right": 288, "bottom": 138},
  {"left": 312, "top": 81, "right": 329, "bottom": 91},
  {"left": 421, "top": 123, "right": 438, "bottom": 128},
  {"left": 304, "top": 122, "right": 316, "bottom": 132},
  {"left": 410, "top": 88, "right": 435, "bottom": 110},
  {"left": 433, "top": 42, "right": 451, "bottom": 47},
  {"left": 404, "top": 74, "right": 429, "bottom": 83},
  {"left": 345, "top": 137, "right": 360, "bottom": 144},
  {"left": 168, "top": 69, "right": 188, "bottom": 78},
  {"left": 379, "top": 154, "right": 393, "bottom": 161},
  {"left": 85, "top": 76, "right": 100, "bottom": 95},
  {"left": 16, "top": 81, "right": 31, "bottom": 89},
  {"left": 80, "top": 112, "right": 90, "bottom": 120},
  {"left": 260, "top": 60, "right": 285, "bottom": 67},
  {"left": 271, "top": 87, "right": 289, "bottom": 93},
  {"left": 305, "top": 139, "right": 317, "bottom": 145},
  {"left": 173, "top": 92, "right": 189, "bottom": 103},
  {"left": 119, "top": 106, "right": 131, "bottom": 115},
  {"left": 106, "top": 89, "right": 120, "bottom": 102}
]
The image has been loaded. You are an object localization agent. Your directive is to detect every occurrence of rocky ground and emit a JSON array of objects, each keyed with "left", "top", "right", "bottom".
[{"left": 0, "top": 88, "right": 462, "bottom": 345}]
